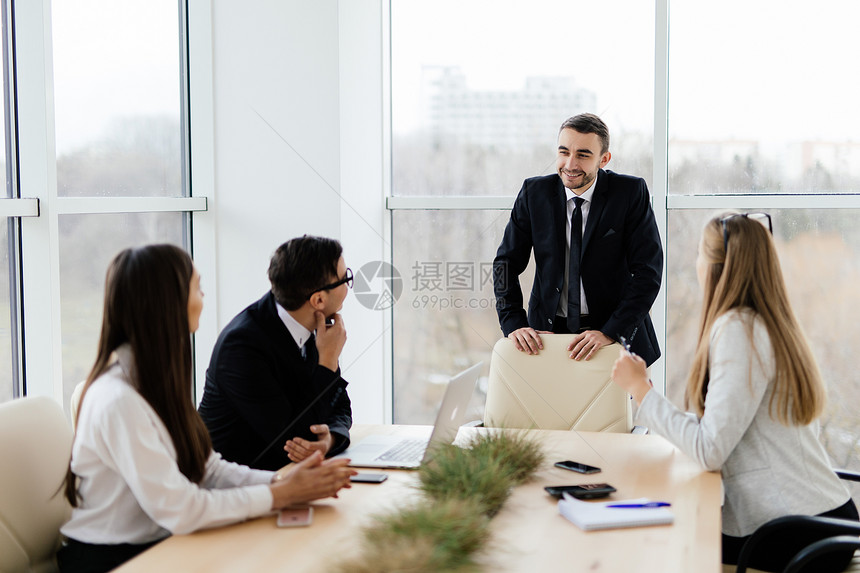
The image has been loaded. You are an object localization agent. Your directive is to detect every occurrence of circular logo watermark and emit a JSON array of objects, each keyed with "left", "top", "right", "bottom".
[{"left": 354, "top": 261, "right": 403, "bottom": 310}]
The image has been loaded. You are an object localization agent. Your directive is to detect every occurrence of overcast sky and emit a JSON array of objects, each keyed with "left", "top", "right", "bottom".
[
  {"left": 47, "top": 0, "right": 860, "bottom": 153},
  {"left": 393, "top": 0, "right": 860, "bottom": 143}
]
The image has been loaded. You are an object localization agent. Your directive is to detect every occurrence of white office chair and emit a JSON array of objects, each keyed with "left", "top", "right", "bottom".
[
  {"left": 0, "top": 396, "right": 73, "bottom": 573},
  {"left": 483, "top": 335, "right": 632, "bottom": 432}
]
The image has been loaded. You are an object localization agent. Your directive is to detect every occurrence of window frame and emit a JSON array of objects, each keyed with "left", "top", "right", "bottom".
[
  {"left": 5, "top": 0, "right": 213, "bottom": 403},
  {"left": 382, "top": 0, "right": 860, "bottom": 413}
]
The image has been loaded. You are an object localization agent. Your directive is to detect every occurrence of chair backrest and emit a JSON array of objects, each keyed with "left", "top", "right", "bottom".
[
  {"left": 484, "top": 335, "right": 631, "bottom": 432},
  {"left": 0, "top": 396, "right": 73, "bottom": 573}
]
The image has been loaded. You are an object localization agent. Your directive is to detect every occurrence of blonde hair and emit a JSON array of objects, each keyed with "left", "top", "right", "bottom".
[{"left": 686, "top": 213, "right": 824, "bottom": 424}]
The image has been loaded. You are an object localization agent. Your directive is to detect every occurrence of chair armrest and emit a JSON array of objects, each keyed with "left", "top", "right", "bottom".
[
  {"left": 735, "top": 515, "right": 860, "bottom": 573},
  {"left": 835, "top": 469, "right": 860, "bottom": 482},
  {"left": 783, "top": 535, "right": 860, "bottom": 573}
]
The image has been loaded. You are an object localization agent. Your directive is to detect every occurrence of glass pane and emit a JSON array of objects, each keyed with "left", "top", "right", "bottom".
[
  {"left": 392, "top": 210, "right": 535, "bottom": 424},
  {"left": 0, "top": 224, "right": 12, "bottom": 403},
  {"left": 392, "top": 0, "right": 654, "bottom": 196},
  {"left": 58, "top": 213, "right": 185, "bottom": 412},
  {"left": 669, "top": 1, "right": 860, "bottom": 194},
  {"left": 667, "top": 209, "right": 860, "bottom": 504},
  {"left": 52, "top": 0, "right": 183, "bottom": 197}
]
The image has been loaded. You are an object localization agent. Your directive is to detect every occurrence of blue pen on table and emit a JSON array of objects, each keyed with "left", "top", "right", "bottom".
[{"left": 606, "top": 502, "right": 671, "bottom": 509}]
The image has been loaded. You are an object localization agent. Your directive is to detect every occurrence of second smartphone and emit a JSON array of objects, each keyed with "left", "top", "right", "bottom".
[
  {"left": 544, "top": 483, "right": 616, "bottom": 499},
  {"left": 554, "top": 460, "right": 601, "bottom": 474}
]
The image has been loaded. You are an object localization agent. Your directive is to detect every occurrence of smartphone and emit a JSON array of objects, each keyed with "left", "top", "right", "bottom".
[
  {"left": 349, "top": 472, "right": 388, "bottom": 484},
  {"left": 276, "top": 506, "right": 314, "bottom": 527},
  {"left": 554, "top": 460, "right": 601, "bottom": 474},
  {"left": 544, "top": 483, "right": 617, "bottom": 500}
]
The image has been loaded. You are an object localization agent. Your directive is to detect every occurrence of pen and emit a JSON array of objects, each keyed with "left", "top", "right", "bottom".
[
  {"left": 618, "top": 335, "right": 632, "bottom": 353},
  {"left": 606, "top": 502, "right": 671, "bottom": 508}
]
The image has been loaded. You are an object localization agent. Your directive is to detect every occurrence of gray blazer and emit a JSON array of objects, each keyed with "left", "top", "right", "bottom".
[{"left": 636, "top": 309, "right": 849, "bottom": 536}]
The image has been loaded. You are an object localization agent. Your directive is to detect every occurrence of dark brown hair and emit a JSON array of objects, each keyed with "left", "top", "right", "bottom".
[
  {"left": 268, "top": 235, "right": 343, "bottom": 310},
  {"left": 559, "top": 113, "right": 610, "bottom": 154},
  {"left": 65, "top": 244, "right": 212, "bottom": 505}
]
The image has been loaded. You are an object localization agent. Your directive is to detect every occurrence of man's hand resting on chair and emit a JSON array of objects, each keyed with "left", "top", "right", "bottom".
[
  {"left": 567, "top": 330, "right": 613, "bottom": 361},
  {"left": 508, "top": 327, "right": 553, "bottom": 355}
]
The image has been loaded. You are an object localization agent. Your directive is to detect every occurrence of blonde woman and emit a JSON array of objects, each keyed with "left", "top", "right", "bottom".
[{"left": 612, "top": 213, "right": 857, "bottom": 572}]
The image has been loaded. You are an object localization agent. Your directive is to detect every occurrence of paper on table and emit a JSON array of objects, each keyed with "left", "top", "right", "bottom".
[{"left": 558, "top": 494, "right": 674, "bottom": 531}]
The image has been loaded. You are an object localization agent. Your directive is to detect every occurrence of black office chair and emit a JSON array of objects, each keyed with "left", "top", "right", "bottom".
[{"left": 735, "top": 470, "right": 860, "bottom": 573}]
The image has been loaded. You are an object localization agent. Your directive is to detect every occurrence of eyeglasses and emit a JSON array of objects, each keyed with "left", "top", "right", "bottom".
[
  {"left": 307, "top": 268, "right": 353, "bottom": 299},
  {"left": 720, "top": 212, "right": 772, "bottom": 253}
]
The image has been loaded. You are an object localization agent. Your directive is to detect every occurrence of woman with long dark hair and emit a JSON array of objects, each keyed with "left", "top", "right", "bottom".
[
  {"left": 613, "top": 213, "right": 858, "bottom": 572},
  {"left": 58, "top": 245, "right": 355, "bottom": 572}
]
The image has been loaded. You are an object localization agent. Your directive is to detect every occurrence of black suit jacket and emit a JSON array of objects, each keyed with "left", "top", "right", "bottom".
[
  {"left": 493, "top": 169, "right": 663, "bottom": 365},
  {"left": 198, "top": 292, "right": 352, "bottom": 470}
]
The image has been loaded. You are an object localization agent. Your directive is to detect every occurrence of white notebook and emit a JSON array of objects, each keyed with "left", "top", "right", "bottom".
[{"left": 558, "top": 495, "right": 674, "bottom": 531}]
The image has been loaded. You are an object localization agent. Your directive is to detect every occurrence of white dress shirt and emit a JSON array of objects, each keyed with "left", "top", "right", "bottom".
[
  {"left": 277, "top": 300, "right": 313, "bottom": 355},
  {"left": 61, "top": 345, "right": 275, "bottom": 544},
  {"left": 556, "top": 177, "right": 597, "bottom": 317}
]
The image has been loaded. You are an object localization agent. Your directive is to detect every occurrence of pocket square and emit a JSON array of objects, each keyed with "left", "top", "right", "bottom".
[{"left": 602, "top": 228, "right": 617, "bottom": 238}]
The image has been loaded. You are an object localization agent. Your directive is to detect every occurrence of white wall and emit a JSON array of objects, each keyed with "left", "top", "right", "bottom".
[
  {"left": 337, "top": 1, "right": 390, "bottom": 424},
  {"left": 192, "top": 0, "right": 388, "bottom": 422}
]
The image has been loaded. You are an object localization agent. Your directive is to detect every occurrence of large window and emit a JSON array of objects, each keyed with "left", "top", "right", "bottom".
[
  {"left": 664, "top": 0, "right": 860, "bottom": 500},
  {"left": 58, "top": 213, "right": 186, "bottom": 407},
  {"left": 389, "top": 0, "right": 860, "bottom": 505},
  {"left": 51, "top": 0, "right": 189, "bottom": 408},
  {"left": 390, "top": 0, "right": 655, "bottom": 422},
  {"left": 2, "top": 0, "right": 203, "bottom": 409},
  {"left": 391, "top": 210, "right": 534, "bottom": 423},
  {"left": 668, "top": 0, "right": 860, "bottom": 195},
  {"left": 52, "top": 0, "right": 184, "bottom": 198}
]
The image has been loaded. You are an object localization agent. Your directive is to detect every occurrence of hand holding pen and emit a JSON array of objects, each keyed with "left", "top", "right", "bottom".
[{"left": 611, "top": 334, "right": 652, "bottom": 405}]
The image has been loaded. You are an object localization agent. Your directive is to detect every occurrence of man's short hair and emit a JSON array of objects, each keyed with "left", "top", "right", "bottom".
[
  {"left": 268, "top": 236, "right": 343, "bottom": 310},
  {"left": 559, "top": 113, "right": 610, "bottom": 154}
]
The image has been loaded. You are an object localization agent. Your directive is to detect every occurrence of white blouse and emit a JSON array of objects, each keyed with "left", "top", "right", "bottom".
[{"left": 61, "top": 346, "right": 275, "bottom": 545}]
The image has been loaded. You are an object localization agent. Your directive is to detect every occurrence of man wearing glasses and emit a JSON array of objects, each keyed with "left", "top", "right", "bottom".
[{"left": 199, "top": 236, "right": 354, "bottom": 471}]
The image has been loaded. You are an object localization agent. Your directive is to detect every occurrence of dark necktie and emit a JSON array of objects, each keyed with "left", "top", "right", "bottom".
[
  {"left": 567, "top": 197, "right": 585, "bottom": 333},
  {"left": 302, "top": 334, "right": 316, "bottom": 364}
]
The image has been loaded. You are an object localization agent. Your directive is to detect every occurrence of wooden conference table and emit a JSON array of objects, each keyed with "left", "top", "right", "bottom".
[{"left": 116, "top": 424, "right": 722, "bottom": 573}]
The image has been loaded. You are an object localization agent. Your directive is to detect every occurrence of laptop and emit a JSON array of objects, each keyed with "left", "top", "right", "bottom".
[{"left": 334, "top": 362, "right": 482, "bottom": 469}]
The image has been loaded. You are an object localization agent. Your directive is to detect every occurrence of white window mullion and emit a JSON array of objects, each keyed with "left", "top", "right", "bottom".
[
  {"left": 651, "top": 0, "right": 670, "bottom": 395},
  {"left": 15, "top": 0, "right": 62, "bottom": 401},
  {"left": 187, "top": 0, "right": 219, "bottom": 404},
  {"left": 0, "top": 198, "right": 39, "bottom": 217},
  {"left": 668, "top": 193, "right": 860, "bottom": 210},
  {"left": 55, "top": 196, "right": 207, "bottom": 215}
]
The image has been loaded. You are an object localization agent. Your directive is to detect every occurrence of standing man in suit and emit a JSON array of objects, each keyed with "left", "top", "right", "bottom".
[
  {"left": 199, "top": 236, "right": 353, "bottom": 470},
  {"left": 493, "top": 113, "right": 663, "bottom": 365}
]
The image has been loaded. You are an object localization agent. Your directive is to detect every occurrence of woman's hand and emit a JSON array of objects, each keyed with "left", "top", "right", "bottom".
[
  {"left": 269, "top": 451, "right": 357, "bottom": 509},
  {"left": 611, "top": 348, "right": 652, "bottom": 405}
]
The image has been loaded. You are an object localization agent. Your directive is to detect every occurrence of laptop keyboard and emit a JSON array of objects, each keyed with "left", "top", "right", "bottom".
[{"left": 376, "top": 438, "right": 427, "bottom": 463}]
